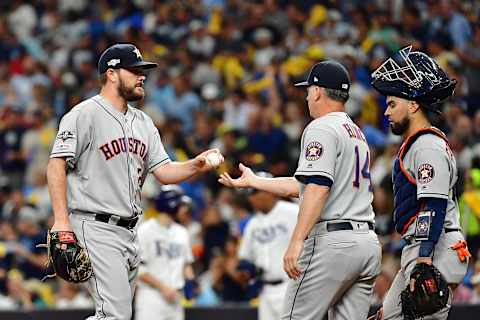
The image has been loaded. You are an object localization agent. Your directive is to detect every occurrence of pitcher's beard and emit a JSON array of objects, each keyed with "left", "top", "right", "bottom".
[{"left": 118, "top": 80, "right": 144, "bottom": 101}]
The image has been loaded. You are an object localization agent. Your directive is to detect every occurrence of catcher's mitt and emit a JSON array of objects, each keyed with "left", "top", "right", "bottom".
[
  {"left": 400, "top": 263, "right": 449, "bottom": 320},
  {"left": 39, "top": 231, "right": 92, "bottom": 283}
]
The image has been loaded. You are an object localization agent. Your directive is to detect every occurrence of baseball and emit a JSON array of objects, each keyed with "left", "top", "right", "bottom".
[{"left": 206, "top": 152, "right": 222, "bottom": 167}]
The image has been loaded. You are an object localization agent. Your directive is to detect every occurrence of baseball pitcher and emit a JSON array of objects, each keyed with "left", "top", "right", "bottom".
[{"left": 47, "top": 43, "right": 223, "bottom": 320}]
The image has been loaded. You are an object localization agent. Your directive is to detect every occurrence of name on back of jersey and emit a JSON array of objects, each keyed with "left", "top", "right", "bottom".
[{"left": 342, "top": 123, "right": 366, "bottom": 142}]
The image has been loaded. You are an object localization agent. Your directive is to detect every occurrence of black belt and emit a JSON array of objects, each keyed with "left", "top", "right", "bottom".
[
  {"left": 326, "top": 221, "right": 374, "bottom": 232},
  {"left": 445, "top": 228, "right": 461, "bottom": 233},
  {"left": 95, "top": 214, "right": 139, "bottom": 230},
  {"left": 263, "top": 279, "right": 284, "bottom": 286}
]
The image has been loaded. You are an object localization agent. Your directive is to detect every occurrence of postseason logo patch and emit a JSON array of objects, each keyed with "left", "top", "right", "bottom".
[
  {"left": 418, "top": 163, "right": 435, "bottom": 184},
  {"left": 57, "top": 130, "right": 75, "bottom": 142},
  {"left": 305, "top": 141, "right": 323, "bottom": 161}
]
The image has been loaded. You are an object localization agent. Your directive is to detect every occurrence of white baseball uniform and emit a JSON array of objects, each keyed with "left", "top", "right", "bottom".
[
  {"left": 135, "top": 218, "right": 193, "bottom": 320},
  {"left": 238, "top": 200, "right": 299, "bottom": 320}
]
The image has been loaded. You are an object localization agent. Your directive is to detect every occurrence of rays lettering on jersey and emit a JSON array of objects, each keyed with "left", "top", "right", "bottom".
[
  {"left": 342, "top": 123, "right": 366, "bottom": 142},
  {"left": 99, "top": 137, "right": 147, "bottom": 161},
  {"left": 155, "top": 240, "right": 183, "bottom": 259},
  {"left": 252, "top": 224, "right": 288, "bottom": 244}
]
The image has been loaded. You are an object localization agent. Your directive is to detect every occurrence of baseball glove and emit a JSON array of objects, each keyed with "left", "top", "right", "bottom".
[
  {"left": 400, "top": 263, "right": 449, "bottom": 320},
  {"left": 40, "top": 231, "right": 93, "bottom": 283}
]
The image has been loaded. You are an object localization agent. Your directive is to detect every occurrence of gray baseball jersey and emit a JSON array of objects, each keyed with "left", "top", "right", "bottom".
[
  {"left": 283, "top": 111, "right": 381, "bottom": 320},
  {"left": 294, "top": 111, "right": 374, "bottom": 223},
  {"left": 52, "top": 94, "right": 171, "bottom": 320},
  {"left": 50, "top": 94, "right": 170, "bottom": 218},
  {"left": 383, "top": 132, "right": 467, "bottom": 320},
  {"left": 401, "top": 133, "right": 461, "bottom": 236}
]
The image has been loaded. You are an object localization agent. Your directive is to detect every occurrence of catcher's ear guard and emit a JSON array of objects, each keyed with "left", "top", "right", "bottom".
[{"left": 37, "top": 230, "right": 93, "bottom": 283}]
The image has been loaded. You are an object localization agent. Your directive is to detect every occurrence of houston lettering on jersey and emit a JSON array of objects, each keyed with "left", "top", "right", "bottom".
[
  {"left": 342, "top": 123, "right": 367, "bottom": 142},
  {"left": 99, "top": 137, "right": 147, "bottom": 160}
]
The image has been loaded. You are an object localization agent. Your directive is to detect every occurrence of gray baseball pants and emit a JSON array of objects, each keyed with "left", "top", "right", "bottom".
[
  {"left": 382, "top": 230, "right": 468, "bottom": 320},
  {"left": 281, "top": 221, "right": 382, "bottom": 320},
  {"left": 70, "top": 212, "right": 141, "bottom": 320}
]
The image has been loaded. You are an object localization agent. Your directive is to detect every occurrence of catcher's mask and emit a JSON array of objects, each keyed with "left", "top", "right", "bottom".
[{"left": 371, "top": 46, "right": 456, "bottom": 112}]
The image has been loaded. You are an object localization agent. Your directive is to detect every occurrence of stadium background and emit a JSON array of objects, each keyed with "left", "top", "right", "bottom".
[{"left": 0, "top": 0, "right": 479, "bottom": 319}]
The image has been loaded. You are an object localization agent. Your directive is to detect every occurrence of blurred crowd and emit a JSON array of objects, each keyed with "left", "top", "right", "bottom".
[{"left": 1, "top": 0, "right": 480, "bottom": 311}]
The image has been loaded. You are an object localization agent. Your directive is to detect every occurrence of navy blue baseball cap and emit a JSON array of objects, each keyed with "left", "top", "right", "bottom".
[
  {"left": 98, "top": 43, "right": 158, "bottom": 74},
  {"left": 294, "top": 60, "right": 350, "bottom": 92}
]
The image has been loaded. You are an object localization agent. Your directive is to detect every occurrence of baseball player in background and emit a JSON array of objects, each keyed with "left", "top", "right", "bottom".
[
  {"left": 135, "top": 185, "right": 194, "bottom": 320},
  {"left": 237, "top": 171, "right": 298, "bottom": 320},
  {"left": 369, "top": 46, "right": 470, "bottom": 319},
  {"left": 47, "top": 43, "right": 223, "bottom": 320},
  {"left": 220, "top": 61, "right": 382, "bottom": 320}
]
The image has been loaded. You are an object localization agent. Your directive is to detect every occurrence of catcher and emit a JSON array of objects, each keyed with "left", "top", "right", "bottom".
[{"left": 369, "top": 46, "right": 470, "bottom": 320}]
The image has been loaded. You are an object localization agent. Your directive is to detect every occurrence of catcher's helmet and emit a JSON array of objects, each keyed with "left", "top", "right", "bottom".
[
  {"left": 371, "top": 46, "right": 456, "bottom": 110},
  {"left": 155, "top": 185, "right": 190, "bottom": 215}
]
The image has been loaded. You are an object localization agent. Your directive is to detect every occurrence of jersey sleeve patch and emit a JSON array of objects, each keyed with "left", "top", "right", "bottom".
[
  {"left": 305, "top": 141, "right": 323, "bottom": 161},
  {"left": 56, "top": 131, "right": 76, "bottom": 149},
  {"left": 417, "top": 163, "right": 435, "bottom": 184},
  {"left": 56, "top": 130, "right": 76, "bottom": 142}
]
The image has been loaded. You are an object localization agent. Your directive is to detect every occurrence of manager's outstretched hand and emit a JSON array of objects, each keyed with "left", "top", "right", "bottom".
[{"left": 218, "top": 163, "right": 256, "bottom": 189}]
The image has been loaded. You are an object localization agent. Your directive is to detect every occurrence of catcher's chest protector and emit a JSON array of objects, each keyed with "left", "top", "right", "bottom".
[{"left": 392, "top": 128, "right": 449, "bottom": 235}]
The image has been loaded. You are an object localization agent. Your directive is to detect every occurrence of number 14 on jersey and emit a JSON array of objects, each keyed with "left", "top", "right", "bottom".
[{"left": 353, "top": 145, "right": 373, "bottom": 192}]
